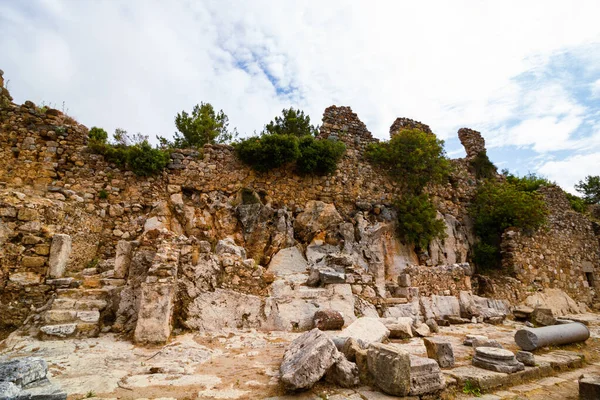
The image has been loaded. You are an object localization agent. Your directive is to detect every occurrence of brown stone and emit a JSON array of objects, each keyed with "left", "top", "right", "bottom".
[{"left": 313, "top": 309, "right": 344, "bottom": 330}]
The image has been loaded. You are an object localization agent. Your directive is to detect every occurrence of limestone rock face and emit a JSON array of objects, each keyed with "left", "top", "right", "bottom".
[
  {"left": 48, "top": 234, "right": 71, "bottom": 278},
  {"left": 367, "top": 343, "right": 411, "bottom": 396},
  {"left": 267, "top": 247, "right": 308, "bottom": 282},
  {"left": 338, "top": 317, "right": 389, "bottom": 347},
  {"left": 294, "top": 201, "right": 342, "bottom": 241},
  {"left": 280, "top": 328, "right": 340, "bottom": 390}
]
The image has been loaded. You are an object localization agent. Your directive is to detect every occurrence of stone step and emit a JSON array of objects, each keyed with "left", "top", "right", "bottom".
[
  {"left": 56, "top": 288, "right": 110, "bottom": 300},
  {"left": 52, "top": 298, "right": 108, "bottom": 311},
  {"left": 384, "top": 297, "right": 408, "bottom": 305},
  {"left": 39, "top": 322, "right": 99, "bottom": 340},
  {"left": 44, "top": 310, "right": 100, "bottom": 325},
  {"left": 100, "top": 278, "right": 126, "bottom": 287}
]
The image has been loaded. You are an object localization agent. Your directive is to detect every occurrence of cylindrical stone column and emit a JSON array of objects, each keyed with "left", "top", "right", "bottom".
[{"left": 514, "top": 322, "right": 590, "bottom": 351}]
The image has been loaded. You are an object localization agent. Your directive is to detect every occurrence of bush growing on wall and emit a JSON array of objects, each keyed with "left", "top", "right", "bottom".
[
  {"left": 296, "top": 136, "right": 346, "bottom": 175},
  {"left": 365, "top": 128, "right": 450, "bottom": 194},
  {"left": 263, "top": 108, "right": 319, "bottom": 137},
  {"left": 235, "top": 134, "right": 300, "bottom": 172},
  {"left": 88, "top": 128, "right": 169, "bottom": 176},
  {"left": 470, "top": 151, "right": 497, "bottom": 179},
  {"left": 470, "top": 180, "right": 548, "bottom": 270},
  {"left": 395, "top": 193, "right": 447, "bottom": 249}
]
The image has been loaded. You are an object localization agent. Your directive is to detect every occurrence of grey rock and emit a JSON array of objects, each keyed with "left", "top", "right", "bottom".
[
  {"left": 0, "top": 358, "right": 47, "bottom": 388},
  {"left": 579, "top": 374, "right": 600, "bottom": 400},
  {"left": 20, "top": 378, "right": 67, "bottom": 400},
  {"left": 325, "top": 355, "right": 360, "bottom": 388},
  {"left": 420, "top": 295, "right": 461, "bottom": 321},
  {"left": 424, "top": 337, "right": 455, "bottom": 368},
  {"left": 319, "top": 267, "right": 345, "bottom": 284},
  {"left": 215, "top": 237, "right": 246, "bottom": 259},
  {"left": 472, "top": 347, "right": 524, "bottom": 373},
  {"left": 413, "top": 322, "right": 431, "bottom": 337},
  {"left": 425, "top": 318, "right": 439, "bottom": 333},
  {"left": 382, "top": 317, "right": 413, "bottom": 339},
  {"left": 267, "top": 247, "right": 308, "bottom": 280},
  {"left": 398, "top": 273, "right": 411, "bottom": 287},
  {"left": 114, "top": 240, "right": 133, "bottom": 279},
  {"left": 532, "top": 307, "right": 557, "bottom": 326},
  {"left": 367, "top": 343, "right": 411, "bottom": 396},
  {"left": 341, "top": 337, "right": 362, "bottom": 362},
  {"left": 0, "top": 382, "right": 20, "bottom": 398},
  {"left": 516, "top": 351, "right": 535, "bottom": 367},
  {"left": 409, "top": 355, "right": 445, "bottom": 396},
  {"left": 48, "top": 234, "right": 71, "bottom": 278},
  {"left": 280, "top": 328, "right": 340, "bottom": 390},
  {"left": 471, "top": 337, "right": 503, "bottom": 349}
]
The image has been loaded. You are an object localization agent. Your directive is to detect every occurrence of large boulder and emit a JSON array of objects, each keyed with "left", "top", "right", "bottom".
[
  {"left": 294, "top": 201, "right": 342, "bottom": 241},
  {"left": 420, "top": 295, "right": 461, "bottom": 321},
  {"left": 337, "top": 317, "right": 390, "bottom": 347},
  {"left": 523, "top": 289, "right": 588, "bottom": 316},
  {"left": 367, "top": 343, "right": 411, "bottom": 396},
  {"left": 280, "top": 328, "right": 340, "bottom": 390}
]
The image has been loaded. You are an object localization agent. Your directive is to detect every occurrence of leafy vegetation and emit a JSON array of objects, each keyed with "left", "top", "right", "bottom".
[
  {"left": 462, "top": 380, "right": 482, "bottom": 397},
  {"left": 234, "top": 108, "right": 344, "bottom": 175},
  {"left": 575, "top": 175, "right": 600, "bottom": 204},
  {"left": 395, "top": 193, "right": 447, "bottom": 249},
  {"left": 503, "top": 170, "right": 554, "bottom": 192},
  {"left": 88, "top": 128, "right": 169, "bottom": 176},
  {"left": 470, "top": 151, "right": 497, "bottom": 179},
  {"left": 365, "top": 128, "right": 450, "bottom": 194},
  {"left": 364, "top": 128, "right": 450, "bottom": 248},
  {"left": 470, "top": 180, "right": 548, "bottom": 270},
  {"left": 566, "top": 192, "right": 587, "bottom": 213},
  {"left": 159, "top": 102, "right": 236, "bottom": 148},
  {"left": 263, "top": 107, "right": 319, "bottom": 137}
]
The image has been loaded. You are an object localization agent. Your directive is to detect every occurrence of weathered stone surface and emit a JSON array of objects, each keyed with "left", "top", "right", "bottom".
[
  {"left": 420, "top": 295, "right": 460, "bottom": 321},
  {"left": 513, "top": 306, "right": 534, "bottom": 320},
  {"left": 367, "top": 343, "right": 411, "bottom": 396},
  {"left": 267, "top": 246, "right": 308, "bottom": 281},
  {"left": 382, "top": 317, "right": 413, "bottom": 339},
  {"left": 472, "top": 347, "right": 524, "bottom": 373},
  {"left": 19, "top": 379, "right": 67, "bottom": 400},
  {"left": 514, "top": 323, "right": 590, "bottom": 351},
  {"left": 293, "top": 201, "right": 342, "bottom": 241},
  {"left": 325, "top": 355, "right": 359, "bottom": 388},
  {"left": 423, "top": 337, "right": 455, "bottom": 368},
  {"left": 133, "top": 282, "right": 176, "bottom": 344},
  {"left": 472, "top": 337, "right": 503, "bottom": 349},
  {"left": 313, "top": 309, "right": 344, "bottom": 330},
  {"left": 48, "top": 234, "right": 71, "bottom": 278},
  {"left": 341, "top": 337, "right": 361, "bottom": 362},
  {"left": 516, "top": 351, "right": 535, "bottom": 367},
  {"left": 579, "top": 374, "right": 600, "bottom": 400},
  {"left": 463, "top": 334, "right": 489, "bottom": 346},
  {"left": 0, "top": 357, "right": 48, "bottom": 387},
  {"left": 39, "top": 324, "right": 77, "bottom": 338},
  {"left": 0, "top": 382, "right": 20, "bottom": 398},
  {"left": 409, "top": 354, "right": 445, "bottom": 396},
  {"left": 338, "top": 317, "right": 389, "bottom": 347},
  {"left": 523, "top": 289, "right": 588, "bottom": 316},
  {"left": 531, "top": 307, "right": 557, "bottom": 326},
  {"left": 215, "top": 237, "right": 247, "bottom": 259},
  {"left": 425, "top": 318, "right": 439, "bottom": 333},
  {"left": 280, "top": 328, "right": 339, "bottom": 390},
  {"left": 413, "top": 322, "right": 431, "bottom": 337},
  {"left": 114, "top": 240, "right": 133, "bottom": 279}
]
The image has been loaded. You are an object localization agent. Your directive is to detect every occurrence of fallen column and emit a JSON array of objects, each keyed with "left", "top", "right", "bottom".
[{"left": 514, "top": 322, "right": 590, "bottom": 351}]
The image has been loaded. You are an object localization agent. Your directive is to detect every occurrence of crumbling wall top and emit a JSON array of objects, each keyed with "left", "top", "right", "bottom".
[
  {"left": 317, "top": 106, "right": 377, "bottom": 154},
  {"left": 389, "top": 117, "right": 432, "bottom": 137},
  {"left": 458, "top": 128, "right": 486, "bottom": 159}
]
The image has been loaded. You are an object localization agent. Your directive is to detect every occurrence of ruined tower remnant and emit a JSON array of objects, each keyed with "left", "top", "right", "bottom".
[
  {"left": 389, "top": 117, "right": 432, "bottom": 137},
  {"left": 458, "top": 128, "right": 486, "bottom": 159}
]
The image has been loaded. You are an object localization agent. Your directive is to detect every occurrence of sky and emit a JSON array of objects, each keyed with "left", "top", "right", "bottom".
[{"left": 1, "top": 0, "right": 599, "bottom": 193}]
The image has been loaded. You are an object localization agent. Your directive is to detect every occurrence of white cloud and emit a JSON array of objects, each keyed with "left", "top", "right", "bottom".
[
  {"left": 1, "top": 0, "right": 600, "bottom": 190},
  {"left": 591, "top": 79, "right": 600, "bottom": 98},
  {"left": 538, "top": 152, "right": 600, "bottom": 193}
]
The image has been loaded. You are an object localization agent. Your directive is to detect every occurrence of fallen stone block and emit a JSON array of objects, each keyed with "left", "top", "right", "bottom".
[
  {"left": 0, "top": 382, "right": 20, "bottom": 398},
  {"left": 338, "top": 317, "right": 389, "bottom": 347},
  {"left": 463, "top": 334, "right": 489, "bottom": 346},
  {"left": 325, "top": 355, "right": 359, "bottom": 388},
  {"left": 513, "top": 306, "right": 534, "bottom": 320},
  {"left": 472, "top": 337, "right": 503, "bottom": 349},
  {"left": 313, "top": 309, "right": 344, "bottom": 330},
  {"left": 280, "top": 328, "right": 339, "bottom": 390},
  {"left": 413, "top": 322, "right": 431, "bottom": 337},
  {"left": 516, "top": 351, "right": 535, "bottom": 367},
  {"left": 409, "top": 355, "right": 445, "bottom": 396},
  {"left": 424, "top": 337, "right": 455, "bottom": 368},
  {"left": 425, "top": 318, "right": 439, "bottom": 333},
  {"left": 446, "top": 315, "right": 470, "bottom": 325},
  {"left": 531, "top": 307, "right": 557, "bottom": 326},
  {"left": 20, "top": 378, "right": 67, "bottom": 400},
  {"left": 382, "top": 317, "right": 413, "bottom": 339},
  {"left": 341, "top": 338, "right": 361, "bottom": 362},
  {"left": 39, "top": 324, "right": 77, "bottom": 339},
  {"left": 367, "top": 343, "right": 411, "bottom": 396},
  {"left": 579, "top": 374, "right": 600, "bottom": 400},
  {"left": 472, "top": 347, "right": 524, "bottom": 374},
  {"left": 0, "top": 358, "right": 48, "bottom": 387}
]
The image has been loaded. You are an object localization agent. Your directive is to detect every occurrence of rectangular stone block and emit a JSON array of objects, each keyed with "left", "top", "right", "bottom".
[
  {"left": 48, "top": 234, "right": 72, "bottom": 278},
  {"left": 114, "top": 240, "right": 133, "bottom": 279},
  {"left": 579, "top": 374, "right": 600, "bottom": 400},
  {"left": 133, "top": 282, "right": 176, "bottom": 344},
  {"left": 367, "top": 343, "right": 411, "bottom": 396}
]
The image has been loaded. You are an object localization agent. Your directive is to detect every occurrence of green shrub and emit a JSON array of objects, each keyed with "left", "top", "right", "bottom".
[
  {"left": 88, "top": 127, "right": 108, "bottom": 143},
  {"left": 98, "top": 189, "right": 108, "bottom": 199},
  {"left": 235, "top": 134, "right": 300, "bottom": 172},
  {"left": 296, "top": 136, "right": 346, "bottom": 175},
  {"left": 470, "top": 181, "right": 548, "bottom": 270},
  {"left": 263, "top": 108, "right": 319, "bottom": 137},
  {"left": 171, "top": 102, "right": 235, "bottom": 148},
  {"left": 473, "top": 242, "right": 501, "bottom": 272},
  {"left": 395, "top": 193, "right": 447, "bottom": 249},
  {"left": 470, "top": 151, "right": 497, "bottom": 179},
  {"left": 126, "top": 141, "right": 170, "bottom": 176},
  {"left": 504, "top": 170, "right": 554, "bottom": 192},
  {"left": 575, "top": 175, "right": 600, "bottom": 204},
  {"left": 566, "top": 192, "right": 586, "bottom": 213},
  {"left": 365, "top": 128, "right": 450, "bottom": 194}
]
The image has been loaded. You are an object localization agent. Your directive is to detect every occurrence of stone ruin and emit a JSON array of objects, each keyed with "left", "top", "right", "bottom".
[{"left": 0, "top": 70, "right": 599, "bottom": 398}]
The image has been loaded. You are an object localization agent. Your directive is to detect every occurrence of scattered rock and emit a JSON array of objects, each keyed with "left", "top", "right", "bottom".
[
  {"left": 472, "top": 347, "right": 524, "bottom": 373},
  {"left": 313, "top": 309, "right": 344, "bottom": 330},
  {"left": 279, "top": 328, "right": 340, "bottom": 390},
  {"left": 409, "top": 355, "right": 445, "bottom": 396},
  {"left": 471, "top": 337, "right": 503, "bottom": 349},
  {"left": 532, "top": 307, "right": 557, "bottom": 326},
  {"left": 413, "top": 322, "right": 431, "bottom": 337},
  {"left": 367, "top": 343, "right": 411, "bottom": 396},
  {"left": 338, "top": 317, "right": 389, "bottom": 347},
  {"left": 325, "top": 354, "right": 360, "bottom": 388},
  {"left": 513, "top": 306, "right": 534, "bottom": 320},
  {"left": 516, "top": 351, "right": 535, "bottom": 367},
  {"left": 382, "top": 317, "right": 413, "bottom": 339},
  {"left": 425, "top": 318, "right": 439, "bottom": 333},
  {"left": 0, "top": 357, "right": 47, "bottom": 387},
  {"left": 341, "top": 338, "right": 361, "bottom": 362},
  {"left": 423, "top": 338, "right": 455, "bottom": 368}
]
